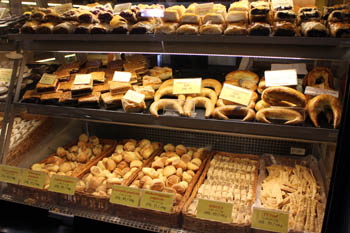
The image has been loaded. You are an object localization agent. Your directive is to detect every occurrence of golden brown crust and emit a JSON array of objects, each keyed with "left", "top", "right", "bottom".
[
  {"left": 306, "top": 94, "right": 341, "bottom": 128},
  {"left": 225, "top": 70, "right": 259, "bottom": 83},
  {"left": 150, "top": 99, "right": 184, "bottom": 117},
  {"left": 154, "top": 86, "right": 184, "bottom": 102},
  {"left": 256, "top": 108, "right": 304, "bottom": 125},
  {"left": 202, "top": 79, "right": 222, "bottom": 95},
  {"left": 257, "top": 77, "right": 266, "bottom": 94},
  {"left": 184, "top": 97, "right": 214, "bottom": 118},
  {"left": 255, "top": 100, "right": 270, "bottom": 111},
  {"left": 302, "top": 67, "right": 334, "bottom": 89},
  {"left": 262, "top": 86, "right": 307, "bottom": 108},
  {"left": 189, "top": 88, "right": 218, "bottom": 107},
  {"left": 224, "top": 79, "right": 258, "bottom": 91},
  {"left": 212, "top": 105, "right": 255, "bottom": 121}
]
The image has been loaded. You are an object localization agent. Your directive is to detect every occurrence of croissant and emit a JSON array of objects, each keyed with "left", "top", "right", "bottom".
[
  {"left": 212, "top": 106, "right": 255, "bottom": 121},
  {"left": 159, "top": 79, "right": 174, "bottom": 90},
  {"left": 202, "top": 79, "right": 222, "bottom": 95},
  {"left": 256, "top": 108, "right": 304, "bottom": 125},
  {"left": 150, "top": 99, "right": 184, "bottom": 117},
  {"left": 190, "top": 88, "right": 218, "bottom": 107},
  {"left": 262, "top": 87, "right": 307, "bottom": 108},
  {"left": 255, "top": 100, "right": 271, "bottom": 111},
  {"left": 184, "top": 97, "right": 214, "bottom": 118},
  {"left": 154, "top": 86, "right": 183, "bottom": 101},
  {"left": 306, "top": 94, "right": 341, "bottom": 128},
  {"left": 217, "top": 98, "right": 255, "bottom": 109}
]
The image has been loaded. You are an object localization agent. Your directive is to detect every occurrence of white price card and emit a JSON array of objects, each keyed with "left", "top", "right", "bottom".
[
  {"left": 271, "top": 63, "right": 308, "bottom": 75},
  {"left": 265, "top": 69, "right": 298, "bottom": 87},
  {"left": 304, "top": 86, "right": 339, "bottom": 98},
  {"left": 195, "top": 2, "right": 214, "bottom": 16},
  {"left": 113, "top": 71, "right": 131, "bottom": 83},
  {"left": 123, "top": 90, "right": 145, "bottom": 104},
  {"left": 219, "top": 83, "right": 253, "bottom": 106},
  {"left": 173, "top": 78, "right": 202, "bottom": 95},
  {"left": 114, "top": 3, "right": 132, "bottom": 13},
  {"left": 74, "top": 74, "right": 91, "bottom": 85},
  {"left": 0, "top": 68, "right": 12, "bottom": 82},
  {"left": 39, "top": 73, "right": 56, "bottom": 85}
]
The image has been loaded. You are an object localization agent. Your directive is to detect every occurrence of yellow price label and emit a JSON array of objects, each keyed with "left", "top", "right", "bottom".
[
  {"left": 48, "top": 174, "right": 78, "bottom": 195},
  {"left": 19, "top": 169, "right": 46, "bottom": 189},
  {"left": 196, "top": 199, "right": 233, "bottom": 223},
  {"left": 0, "top": 68, "right": 12, "bottom": 83},
  {"left": 39, "top": 73, "right": 56, "bottom": 85},
  {"left": 173, "top": 78, "right": 202, "bottom": 95},
  {"left": 109, "top": 185, "right": 141, "bottom": 207},
  {"left": 140, "top": 190, "right": 175, "bottom": 213},
  {"left": 0, "top": 165, "right": 21, "bottom": 184},
  {"left": 219, "top": 83, "right": 253, "bottom": 106},
  {"left": 252, "top": 207, "right": 289, "bottom": 233}
]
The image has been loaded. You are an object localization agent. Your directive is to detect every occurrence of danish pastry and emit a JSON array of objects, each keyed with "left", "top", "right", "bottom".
[
  {"left": 307, "top": 94, "right": 341, "bottom": 128},
  {"left": 262, "top": 86, "right": 307, "bottom": 108},
  {"left": 301, "top": 21, "right": 328, "bottom": 37},
  {"left": 256, "top": 108, "right": 304, "bottom": 125},
  {"left": 184, "top": 97, "right": 214, "bottom": 118},
  {"left": 212, "top": 106, "right": 255, "bottom": 121},
  {"left": 302, "top": 67, "right": 334, "bottom": 89},
  {"left": 150, "top": 99, "right": 184, "bottom": 117}
]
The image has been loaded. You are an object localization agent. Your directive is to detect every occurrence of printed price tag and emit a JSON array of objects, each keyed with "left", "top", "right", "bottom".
[
  {"left": 19, "top": 169, "right": 46, "bottom": 189},
  {"left": 140, "top": 190, "right": 175, "bottom": 213},
  {"left": 123, "top": 90, "right": 145, "bottom": 104},
  {"left": 0, "top": 165, "right": 21, "bottom": 184},
  {"left": 54, "top": 3, "right": 73, "bottom": 15},
  {"left": 265, "top": 69, "right": 298, "bottom": 87},
  {"left": 109, "top": 185, "right": 141, "bottom": 207},
  {"left": 39, "top": 73, "right": 56, "bottom": 85},
  {"left": 113, "top": 71, "right": 131, "bottom": 83},
  {"left": 173, "top": 78, "right": 202, "bottom": 95},
  {"left": 196, "top": 199, "right": 233, "bottom": 223},
  {"left": 252, "top": 207, "right": 289, "bottom": 233},
  {"left": 271, "top": 63, "right": 307, "bottom": 75},
  {"left": 0, "top": 68, "right": 12, "bottom": 82},
  {"left": 48, "top": 174, "right": 78, "bottom": 195},
  {"left": 219, "top": 83, "right": 253, "bottom": 106},
  {"left": 304, "top": 86, "right": 339, "bottom": 98},
  {"left": 195, "top": 2, "right": 214, "bottom": 16},
  {"left": 74, "top": 74, "right": 91, "bottom": 85},
  {"left": 290, "top": 147, "right": 306, "bottom": 156},
  {"left": 114, "top": 2, "right": 132, "bottom": 13}
]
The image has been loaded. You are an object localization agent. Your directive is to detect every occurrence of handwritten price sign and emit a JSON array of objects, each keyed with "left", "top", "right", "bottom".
[
  {"left": 196, "top": 199, "right": 233, "bottom": 223},
  {"left": 252, "top": 207, "right": 289, "bottom": 233},
  {"left": 0, "top": 165, "right": 21, "bottom": 184},
  {"left": 173, "top": 78, "right": 202, "bottom": 95},
  {"left": 219, "top": 84, "right": 253, "bottom": 106},
  {"left": 109, "top": 185, "right": 141, "bottom": 207},
  {"left": 19, "top": 169, "right": 46, "bottom": 189},
  {"left": 140, "top": 190, "right": 175, "bottom": 213},
  {"left": 48, "top": 174, "right": 78, "bottom": 195}
]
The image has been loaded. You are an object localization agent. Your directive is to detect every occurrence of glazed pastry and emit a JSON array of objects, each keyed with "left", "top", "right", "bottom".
[
  {"left": 108, "top": 81, "right": 132, "bottom": 96},
  {"left": 262, "top": 86, "right": 307, "bottom": 108},
  {"left": 44, "top": 11, "right": 63, "bottom": 23},
  {"left": 109, "top": 15, "right": 129, "bottom": 34},
  {"left": 272, "top": 21, "right": 296, "bottom": 36},
  {"left": 329, "top": 22, "right": 350, "bottom": 38},
  {"left": 200, "top": 23, "right": 225, "bottom": 35},
  {"left": 36, "top": 22, "right": 56, "bottom": 34},
  {"left": 150, "top": 99, "right": 184, "bottom": 117},
  {"left": 255, "top": 100, "right": 271, "bottom": 111},
  {"left": 302, "top": 67, "right": 334, "bottom": 89},
  {"left": 225, "top": 70, "right": 259, "bottom": 87},
  {"left": 91, "top": 23, "right": 110, "bottom": 34},
  {"left": 155, "top": 22, "right": 179, "bottom": 35},
  {"left": 217, "top": 97, "right": 256, "bottom": 110},
  {"left": 75, "top": 23, "right": 92, "bottom": 34},
  {"left": 176, "top": 24, "right": 199, "bottom": 34},
  {"left": 249, "top": 22, "right": 271, "bottom": 36},
  {"left": 154, "top": 86, "right": 183, "bottom": 101},
  {"left": 212, "top": 106, "right": 255, "bottom": 121},
  {"left": 224, "top": 23, "right": 248, "bottom": 35},
  {"left": 190, "top": 88, "right": 218, "bottom": 107},
  {"left": 21, "top": 21, "right": 39, "bottom": 34},
  {"left": 32, "top": 8, "right": 54, "bottom": 21},
  {"left": 256, "top": 108, "right": 304, "bottom": 125},
  {"left": 130, "top": 20, "right": 155, "bottom": 34},
  {"left": 53, "top": 21, "right": 78, "bottom": 34},
  {"left": 226, "top": 11, "right": 248, "bottom": 23},
  {"left": 184, "top": 97, "right": 214, "bottom": 118},
  {"left": 307, "top": 94, "right": 341, "bottom": 128},
  {"left": 301, "top": 21, "right": 328, "bottom": 37}
]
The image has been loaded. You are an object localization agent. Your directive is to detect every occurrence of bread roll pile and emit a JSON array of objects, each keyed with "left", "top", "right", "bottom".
[
  {"left": 76, "top": 139, "right": 161, "bottom": 197},
  {"left": 129, "top": 144, "right": 206, "bottom": 207}
]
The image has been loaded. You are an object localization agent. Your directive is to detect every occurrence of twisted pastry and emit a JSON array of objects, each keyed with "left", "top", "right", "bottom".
[
  {"left": 150, "top": 99, "right": 184, "bottom": 118},
  {"left": 262, "top": 87, "right": 307, "bottom": 108},
  {"left": 256, "top": 108, "right": 304, "bottom": 125},
  {"left": 213, "top": 106, "right": 255, "bottom": 121},
  {"left": 306, "top": 94, "right": 341, "bottom": 128},
  {"left": 184, "top": 97, "right": 214, "bottom": 118},
  {"left": 202, "top": 79, "right": 222, "bottom": 95}
]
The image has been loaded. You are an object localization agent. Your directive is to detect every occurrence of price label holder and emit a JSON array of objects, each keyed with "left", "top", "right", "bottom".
[
  {"left": 163, "top": 98, "right": 188, "bottom": 117},
  {"left": 290, "top": 147, "right": 306, "bottom": 156},
  {"left": 173, "top": 78, "right": 202, "bottom": 95},
  {"left": 252, "top": 207, "right": 289, "bottom": 233},
  {"left": 123, "top": 90, "right": 145, "bottom": 104},
  {"left": 113, "top": 71, "right": 132, "bottom": 83},
  {"left": 0, "top": 68, "right": 13, "bottom": 83},
  {"left": 39, "top": 73, "right": 56, "bottom": 85},
  {"left": 109, "top": 185, "right": 141, "bottom": 207},
  {"left": 304, "top": 86, "right": 339, "bottom": 98},
  {"left": 219, "top": 84, "right": 253, "bottom": 106},
  {"left": 48, "top": 175, "right": 78, "bottom": 195},
  {"left": 265, "top": 69, "right": 298, "bottom": 87},
  {"left": 271, "top": 63, "right": 307, "bottom": 75},
  {"left": 114, "top": 2, "right": 132, "bottom": 14},
  {"left": 140, "top": 190, "right": 175, "bottom": 213},
  {"left": 74, "top": 74, "right": 91, "bottom": 85},
  {"left": 54, "top": 3, "right": 73, "bottom": 15},
  {"left": 196, "top": 199, "right": 233, "bottom": 223},
  {"left": 19, "top": 169, "right": 46, "bottom": 189},
  {"left": 195, "top": 2, "right": 214, "bottom": 16},
  {"left": 0, "top": 165, "right": 21, "bottom": 184}
]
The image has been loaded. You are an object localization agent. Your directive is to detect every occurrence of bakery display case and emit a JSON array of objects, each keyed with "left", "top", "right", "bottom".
[{"left": 0, "top": 0, "right": 349, "bottom": 233}]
